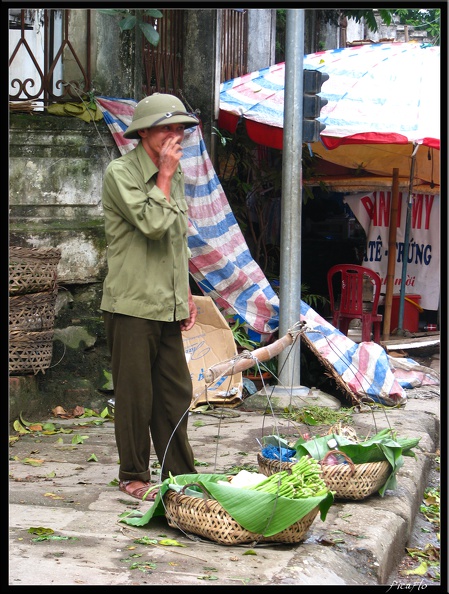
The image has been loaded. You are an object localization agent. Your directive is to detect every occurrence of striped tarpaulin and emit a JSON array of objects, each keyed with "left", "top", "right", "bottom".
[
  {"left": 301, "top": 302, "right": 439, "bottom": 405},
  {"left": 301, "top": 303, "right": 404, "bottom": 406}
]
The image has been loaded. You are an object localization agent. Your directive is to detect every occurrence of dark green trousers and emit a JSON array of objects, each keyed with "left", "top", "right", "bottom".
[{"left": 103, "top": 312, "right": 196, "bottom": 482}]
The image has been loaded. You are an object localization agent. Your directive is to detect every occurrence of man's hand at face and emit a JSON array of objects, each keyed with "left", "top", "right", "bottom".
[{"left": 158, "top": 135, "right": 183, "bottom": 177}]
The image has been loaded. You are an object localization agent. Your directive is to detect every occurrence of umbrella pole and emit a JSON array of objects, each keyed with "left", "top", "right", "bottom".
[
  {"left": 383, "top": 168, "right": 400, "bottom": 338},
  {"left": 397, "top": 145, "right": 418, "bottom": 334}
]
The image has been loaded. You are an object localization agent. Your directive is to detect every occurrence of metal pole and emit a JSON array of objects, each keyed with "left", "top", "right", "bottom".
[
  {"left": 397, "top": 147, "right": 417, "bottom": 333},
  {"left": 383, "top": 168, "right": 400, "bottom": 338},
  {"left": 278, "top": 9, "right": 304, "bottom": 388}
]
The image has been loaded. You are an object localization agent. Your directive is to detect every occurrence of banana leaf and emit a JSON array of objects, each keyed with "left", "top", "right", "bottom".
[
  {"left": 120, "top": 473, "right": 334, "bottom": 536},
  {"left": 292, "top": 429, "right": 420, "bottom": 497}
]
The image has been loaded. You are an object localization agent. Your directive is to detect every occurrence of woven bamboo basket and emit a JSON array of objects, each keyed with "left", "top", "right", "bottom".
[
  {"left": 9, "top": 290, "right": 58, "bottom": 332},
  {"left": 257, "top": 452, "right": 391, "bottom": 501},
  {"left": 9, "top": 246, "right": 61, "bottom": 295},
  {"left": 9, "top": 330, "right": 54, "bottom": 375},
  {"left": 163, "top": 488, "right": 319, "bottom": 545}
]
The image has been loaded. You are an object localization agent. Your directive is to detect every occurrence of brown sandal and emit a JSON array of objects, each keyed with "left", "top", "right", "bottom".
[{"left": 119, "top": 480, "right": 159, "bottom": 501}]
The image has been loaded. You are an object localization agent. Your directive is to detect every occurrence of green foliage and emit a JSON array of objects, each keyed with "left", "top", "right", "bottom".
[
  {"left": 283, "top": 405, "right": 354, "bottom": 427},
  {"left": 228, "top": 317, "right": 260, "bottom": 350},
  {"left": 395, "top": 8, "right": 440, "bottom": 45},
  {"left": 340, "top": 9, "right": 440, "bottom": 45},
  {"left": 343, "top": 9, "right": 393, "bottom": 32},
  {"left": 300, "top": 285, "right": 329, "bottom": 310},
  {"left": 97, "top": 9, "right": 163, "bottom": 46}
]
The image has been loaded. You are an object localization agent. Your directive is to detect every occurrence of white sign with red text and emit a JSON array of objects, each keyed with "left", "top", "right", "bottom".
[{"left": 344, "top": 192, "right": 440, "bottom": 311}]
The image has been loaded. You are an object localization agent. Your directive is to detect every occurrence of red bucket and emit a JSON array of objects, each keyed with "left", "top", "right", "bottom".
[{"left": 390, "top": 294, "right": 421, "bottom": 332}]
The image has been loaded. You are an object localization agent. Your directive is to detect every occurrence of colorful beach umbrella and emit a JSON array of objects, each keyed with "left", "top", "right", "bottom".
[{"left": 218, "top": 42, "right": 440, "bottom": 188}]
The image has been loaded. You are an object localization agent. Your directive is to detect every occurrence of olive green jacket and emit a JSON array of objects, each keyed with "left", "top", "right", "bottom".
[{"left": 100, "top": 142, "right": 190, "bottom": 322}]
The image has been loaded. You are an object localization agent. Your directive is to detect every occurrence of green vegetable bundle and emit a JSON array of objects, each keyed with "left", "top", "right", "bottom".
[{"left": 247, "top": 456, "right": 329, "bottom": 499}]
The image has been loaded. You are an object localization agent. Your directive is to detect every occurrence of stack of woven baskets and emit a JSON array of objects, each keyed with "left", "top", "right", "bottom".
[{"left": 9, "top": 246, "right": 61, "bottom": 375}]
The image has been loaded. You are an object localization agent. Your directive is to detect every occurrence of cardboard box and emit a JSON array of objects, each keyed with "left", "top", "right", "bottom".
[{"left": 183, "top": 296, "right": 243, "bottom": 408}]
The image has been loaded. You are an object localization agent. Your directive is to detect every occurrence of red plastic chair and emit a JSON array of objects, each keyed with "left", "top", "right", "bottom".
[{"left": 327, "top": 264, "right": 383, "bottom": 344}]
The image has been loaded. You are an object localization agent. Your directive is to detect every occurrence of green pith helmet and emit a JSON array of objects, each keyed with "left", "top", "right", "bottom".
[{"left": 123, "top": 93, "right": 199, "bottom": 139}]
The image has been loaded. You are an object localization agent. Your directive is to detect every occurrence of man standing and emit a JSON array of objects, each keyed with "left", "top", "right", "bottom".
[{"left": 101, "top": 94, "right": 199, "bottom": 500}]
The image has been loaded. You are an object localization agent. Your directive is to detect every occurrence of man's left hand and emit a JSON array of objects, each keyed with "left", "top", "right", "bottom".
[{"left": 180, "top": 296, "right": 197, "bottom": 332}]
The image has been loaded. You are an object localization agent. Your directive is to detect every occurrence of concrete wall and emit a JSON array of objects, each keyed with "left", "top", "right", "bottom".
[
  {"left": 247, "top": 9, "right": 277, "bottom": 71},
  {"left": 9, "top": 114, "right": 120, "bottom": 420},
  {"left": 182, "top": 9, "right": 219, "bottom": 159}
]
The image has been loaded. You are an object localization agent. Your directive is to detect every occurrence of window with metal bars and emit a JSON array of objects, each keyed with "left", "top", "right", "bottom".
[
  {"left": 220, "top": 9, "right": 248, "bottom": 83},
  {"left": 142, "top": 9, "right": 184, "bottom": 96},
  {"left": 9, "top": 8, "right": 91, "bottom": 105}
]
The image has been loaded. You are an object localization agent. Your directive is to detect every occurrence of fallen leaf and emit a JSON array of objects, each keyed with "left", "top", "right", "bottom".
[
  {"left": 43, "top": 423, "right": 57, "bottom": 431},
  {"left": 402, "top": 561, "right": 429, "bottom": 576},
  {"left": 22, "top": 458, "right": 44, "bottom": 466},
  {"left": 13, "top": 420, "right": 29, "bottom": 434},
  {"left": 19, "top": 413, "right": 34, "bottom": 427},
  {"left": 424, "top": 494, "right": 439, "bottom": 505},
  {"left": 80, "top": 408, "right": 101, "bottom": 418},
  {"left": 29, "top": 424, "right": 43, "bottom": 432},
  {"left": 133, "top": 536, "right": 158, "bottom": 545},
  {"left": 28, "top": 526, "right": 54, "bottom": 535},
  {"left": 32, "top": 535, "right": 74, "bottom": 542},
  {"left": 423, "top": 544, "right": 440, "bottom": 561},
  {"left": 158, "top": 539, "right": 186, "bottom": 547},
  {"left": 52, "top": 406, "right": 70, "bottom": 418},
  {"left": 71, "top": 435, "right": 89, "bottom": 445},
  {"left": 44, "top": 492, "right": 64, "bottom": 500},
  {"left": 198, "top": 576, "right": 218, "bottom": 581},
  {"left": 73, "top": 405, "right": 85, "bottom": 417}
]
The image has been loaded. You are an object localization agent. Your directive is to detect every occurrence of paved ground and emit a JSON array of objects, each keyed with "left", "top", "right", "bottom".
[{"left": 9, "top": 351, "right": 441, "bottom": 587}]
